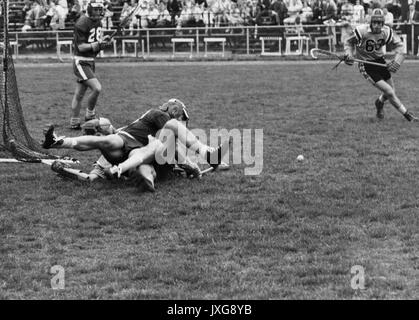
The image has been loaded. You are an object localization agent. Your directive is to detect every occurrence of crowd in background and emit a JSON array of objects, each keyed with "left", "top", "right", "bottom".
[{"left": 4, "top": 0, "right": 419, "bottom": 32}]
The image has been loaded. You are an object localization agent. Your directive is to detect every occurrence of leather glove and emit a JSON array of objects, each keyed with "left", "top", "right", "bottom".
[
  {"left": 387, "top": 60, "right": 401, "bottom": 73},
  {"left": 342, "top": 53, "right": 354, "bottom": 66}
]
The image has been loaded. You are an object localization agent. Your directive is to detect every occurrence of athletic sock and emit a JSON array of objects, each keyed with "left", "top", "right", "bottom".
[
  {"left": 85, "top": 109, "right": 96, "bottom": 119},
  {"left": 70, "top": 117, "right": 81, "bottom": 126},
  {"left": 395, "top": 104, "right": 407, "bottom": 115},
  {"left": 61, "top": 138, "right": 77, "bottom": 148}
]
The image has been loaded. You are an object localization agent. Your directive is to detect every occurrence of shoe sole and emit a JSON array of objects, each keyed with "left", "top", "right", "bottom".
[
  {"left": 42, "top": 125, "right": 55, "bottom": 148},
  {"left": 207, "top": 139, "right": 231, "bottom": 169}
]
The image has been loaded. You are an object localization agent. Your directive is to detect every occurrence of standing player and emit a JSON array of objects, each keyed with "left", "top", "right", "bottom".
[
  {"left": 70, "top": 0, "right": 112, "bottom": 132},
  {"left": 343, "top": 8, "right": 417, "bottom": 121}
]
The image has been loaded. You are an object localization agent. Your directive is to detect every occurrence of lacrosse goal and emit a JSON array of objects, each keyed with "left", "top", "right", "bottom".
[{"left": 0, "top": 0, "right": 61, "bottom": 162}]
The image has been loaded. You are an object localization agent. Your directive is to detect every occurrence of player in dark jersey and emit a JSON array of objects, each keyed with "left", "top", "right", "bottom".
[
  {"left": 70, "top": 0, "right": 113, "bottom": 131},
  {"left": 42, "top": 99, "right": 229, "bottom": 189}
]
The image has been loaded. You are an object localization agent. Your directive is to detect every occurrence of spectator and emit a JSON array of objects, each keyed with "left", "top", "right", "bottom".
[
  {"left": 22, "top": 0, "right": 47, "bottom": 31},
  {"left": 177, "top": 0, "right": 196, "bottom": 29},
  {"left": 383, "top": 7, "right": 394, "bottom": 27},
  {"left": 118, "top": 1, "right": 133, "bottom": 34},
  {"left": 310, "top": 0, "right": 326, "bottom": 23},
  {"left": 386, "top": 0, "right": 401, "bottom": 22},
  {"left": 156, "top": 1, "right": 172, "bottom": 27},
  {"left": 211, "top": 0, "right": 231, "bottom": 27},
  {"left": 226, "top": 2, "right": 245, "bottom": 26},
  {"left": 322, "top": 0, "right": 338, "bottom": 22},
  {"left": 270, "top": 0, "right": 288, "bottom": 25},
  {"left": 299, "top": 0, "right": 312, "bottom": 23},
  {"left": 364, "top": 6, "right": 373, "bottom": 23},
  {"left": 136, "top": 1, "right": 150, "bottom": 29},
  {"left": 340, "top": 0, "right": 354, "bottom": 21},
  {"left": 167, "top": 0, "right": 183, "bottom": 25},
  {"left": 352, "top": 0, "right": 365, "bottom": 23},
  {"left": 147, "top": 3, "right": 160, "bottom": 27},
  {"left": 192, "top": 2, "right": 206, "bottom": 27},
  {"left": 283, "top": 0, "right": 303, "bottom": 24},
  {"left": 102, "top": 0, "right": 114, "bottom": 30}
]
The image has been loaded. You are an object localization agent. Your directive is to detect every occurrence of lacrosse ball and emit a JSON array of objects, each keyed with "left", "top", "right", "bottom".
[{"left": 297, "top": 155, "right": 304, "bottom": 162}]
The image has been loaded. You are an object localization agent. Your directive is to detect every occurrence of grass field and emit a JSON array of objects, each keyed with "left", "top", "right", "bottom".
[{"left": 0, "top": 61, "right": 418, "bottom": 299}]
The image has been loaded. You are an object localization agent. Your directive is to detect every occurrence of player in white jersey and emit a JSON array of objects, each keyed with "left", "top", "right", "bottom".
[{"left": 343, "top": 8, "right": 417, "bottom": 121}]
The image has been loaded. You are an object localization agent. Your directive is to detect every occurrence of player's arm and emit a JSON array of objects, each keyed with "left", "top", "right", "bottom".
[
  {"left": 75, "top": 25, "right": 112, "bottom": 53},
  {"left": 387, "top": 30, "right": 404, "bottom": 73}
]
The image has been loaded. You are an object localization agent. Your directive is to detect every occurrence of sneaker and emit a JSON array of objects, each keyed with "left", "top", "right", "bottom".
[
  {"left": 375, "top": 98, "right": 384, "bottom": 119},
  {"left": 206, "top": 139, "right": 230, "bottom": 169},
  {"left": 178, "top": 162, "right": 202, "bottom": 179},
  {"left": 404, "top": 110, "right": 418, "bottom": 122},
  {"left": 70, "top": 123, "right": 81, "bottom": 130},
  {"left": 42, "top": 125, "right": 64, "bottom": 149}
]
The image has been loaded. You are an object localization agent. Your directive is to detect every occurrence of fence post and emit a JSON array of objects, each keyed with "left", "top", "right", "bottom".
[
  {"left": 246, "top": 27, "right": 249, "bottom": 55},
  {"left": 196, "top": 28, "right": 199, "bottom": 55}
]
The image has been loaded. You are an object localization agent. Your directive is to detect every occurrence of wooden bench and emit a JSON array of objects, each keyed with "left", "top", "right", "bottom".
[
  {"left": 260, "top": 36, "right": 282, "bottom": 56},
  {"left": 203, "top": 37, "right": 226, "bottom": 57},
  {"left": 171, "top": 38, "right": 194, "bottom": 58}
]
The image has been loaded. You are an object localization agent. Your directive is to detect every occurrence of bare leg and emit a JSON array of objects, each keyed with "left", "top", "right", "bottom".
[
  {"left": 71, "top": 82, "right": 88, "bottom": 127},
  {"left": 52, "top": 134, "right": 124, "bottom": 151},
  {"left": 375, "top": 79, "right": 406, "bottom": 115},
  {"left": 84, "top": 78, "right": 102, "bottom": 114}
]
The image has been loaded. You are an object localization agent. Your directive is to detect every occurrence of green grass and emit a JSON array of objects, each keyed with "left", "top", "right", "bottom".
[{"left": 0, "top": 61, "right": 418, "bottom": 299}]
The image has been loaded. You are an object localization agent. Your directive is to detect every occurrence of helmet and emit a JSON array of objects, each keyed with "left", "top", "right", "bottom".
[
  {"left": 370, "top": 9, "right": 385, "bottom": 33},
  {"left": 81, "top": 117, "right": 115, "bottom": 135},
  {"left": 87, "top": 0, "right": 105, "bottom": 20},
  {"left": 159, "top": 99, "right": 190, "bottom": 122}
]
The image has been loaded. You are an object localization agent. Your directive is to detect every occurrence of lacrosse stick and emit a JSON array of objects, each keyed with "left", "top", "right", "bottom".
[
  {"left": 108, "top": 2, "right": 142, "bottom": 39},
  {"left": 310, "top": 48, "right": 388, "bottom": 68}
]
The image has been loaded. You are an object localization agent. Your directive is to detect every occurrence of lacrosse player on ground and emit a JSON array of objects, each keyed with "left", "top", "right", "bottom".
[
  {"left": 343, "top": 8, "right": 417, "bottom": 121},
  {"left": 42, "top": 99, "right": 229, "bottom": 192},
  {"left": 70, "top": 0, "right": 113, "bottom": 132}
]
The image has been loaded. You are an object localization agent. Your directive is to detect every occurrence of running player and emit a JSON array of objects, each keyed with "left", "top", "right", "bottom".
[
  {"left": 70, "top": 0, "right": 113, "bottom": 132},
  {"left": 343, "top": 8, "right": 417, "bottom": 121}
]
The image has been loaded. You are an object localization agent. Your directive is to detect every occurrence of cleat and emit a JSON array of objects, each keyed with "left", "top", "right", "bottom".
[
  {"left": 178, "top": 162, "right": 202, "bottom": 179},
  {"left": 70, "top": 123, "right": 81, "bottom": 130},
  {"left": 206, "top": 139, "right": 230, "bottom": 170},
  {"left": 375, "top": 99, "right": 384, "bottom": 119},
  {"left": 142, "top": 176, "right": 156, "bottom": 193},
  {"left": 42, "top": 125, "right": 64, "bottom": 149},
  {"left": 403, "top": 110, "right": 418, "bottom": 122}
]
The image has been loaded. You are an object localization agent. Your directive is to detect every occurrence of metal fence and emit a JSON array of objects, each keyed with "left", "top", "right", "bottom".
[{"left": 7, "top": 23, "right": 419, "bottom": 59}]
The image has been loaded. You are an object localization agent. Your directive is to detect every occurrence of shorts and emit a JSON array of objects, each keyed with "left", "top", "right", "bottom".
[
  {"left": 358, "top": 57, "right": 391, "bottom": 84},
  {"left": 117, "top": 131, "right": 145, "bottom": 158},
  {"left": 73, "top": 57, "right": 96, "bottom": 83}
]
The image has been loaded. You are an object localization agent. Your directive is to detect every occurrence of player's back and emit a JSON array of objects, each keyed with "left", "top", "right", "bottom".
[{"left": 123, "top": 109, "right": 171, "bottom": 146}]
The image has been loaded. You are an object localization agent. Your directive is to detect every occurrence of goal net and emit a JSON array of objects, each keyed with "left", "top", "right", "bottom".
[{"left": 0, "top": 0, "right": 59, "bottom": 161}]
